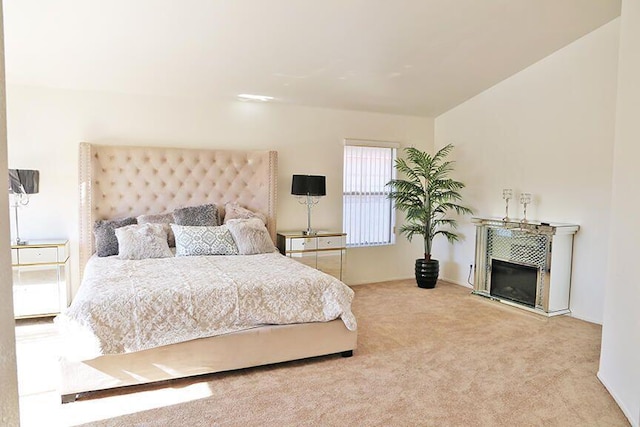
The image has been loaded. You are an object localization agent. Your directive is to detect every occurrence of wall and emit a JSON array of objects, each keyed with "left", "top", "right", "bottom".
[
  {"left": 598, "top": 0, "right": 640, "bottom": 425},
  {"left": 433, "top": 19, "right": 620, "bottom": 323},
  {"left": 5, "top": 85, "right": 433, "bottom": 294},
  {"left": 0, "top": 1, "right": 21, "bottom": 424}
]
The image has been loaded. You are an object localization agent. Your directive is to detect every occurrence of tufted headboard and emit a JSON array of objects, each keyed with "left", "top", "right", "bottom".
[{"left": 78, "top": 143, "right": 278, "bottom": 277}]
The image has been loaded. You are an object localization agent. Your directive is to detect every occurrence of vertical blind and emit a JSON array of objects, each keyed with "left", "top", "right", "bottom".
[{"left": 343, "top": 140, "right": 398, "bottom": 247}]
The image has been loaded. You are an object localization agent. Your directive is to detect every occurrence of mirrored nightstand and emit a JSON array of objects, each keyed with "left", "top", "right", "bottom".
[
  {"left": 276, "top": 231, "right": 346, "bottom": 280},
  {"left": 11, "top": 239, "right": 70, "bottom": 318}
]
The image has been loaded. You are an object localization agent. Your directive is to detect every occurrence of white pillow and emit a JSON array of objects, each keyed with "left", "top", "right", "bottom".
[
  {"left": 171, "top": 224, "right": 239, "bottom": 256},
  {"left": 223, "top": 203, "right": 267, "bottom": 225},
  {"left": 115, "top": 223, "right": 173, "bottom": 260},
  {"left": 136, "top": 212, "right": 176, "bottom": 247},
  {"left": 225, "top": 218, "right": 276, "bottom": 255}
]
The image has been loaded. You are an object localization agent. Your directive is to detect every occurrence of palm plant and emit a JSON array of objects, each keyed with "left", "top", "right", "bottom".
[{"left": 387, "top": 144, "right": 473, "bottom": 262}]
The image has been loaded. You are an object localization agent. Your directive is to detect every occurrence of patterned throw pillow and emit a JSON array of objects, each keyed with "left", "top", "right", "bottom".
[
  {"left": 223, "top": 203, "right": 267, "bottom": 225},
  {"left": 94, "top": 217, "right": 138, "bottom": 257},
  {"left": 115, "top": 223, "right": 173, "bottom": 260},
  {"left": 225, "top": 218, "right": 276, "bottom": 255},
  {"left": 137, "top": 212, "right": 176, "bottom": 247},
  {"left": 171, "top": 224, "right": 239, "bottom": 256},
  {"left": 173, "top": 204, "right": 219, "bottom": 226}
]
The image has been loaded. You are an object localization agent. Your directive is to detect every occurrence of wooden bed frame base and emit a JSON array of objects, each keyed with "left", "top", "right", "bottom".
[{"left": 60, "top": 319, "right": 356, "bottom": 403}]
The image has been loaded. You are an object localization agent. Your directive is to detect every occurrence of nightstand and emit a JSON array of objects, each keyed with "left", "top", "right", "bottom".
[
  {"left": 11, "top": 239, "right": 70, "bottom": 318},
  {"left": 276, "top": 231, "right": 347, "bottom": 280}
]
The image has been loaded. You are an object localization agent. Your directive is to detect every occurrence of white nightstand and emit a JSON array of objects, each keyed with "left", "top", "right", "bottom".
[
  {"left": 11, "top": 239, "right": 70, "bottom": 318},
  {"left": 276, "top": 231, "right": 347, "bottom": 280}
]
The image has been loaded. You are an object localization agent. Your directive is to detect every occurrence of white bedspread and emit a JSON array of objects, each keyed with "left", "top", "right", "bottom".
[{"left": 57, "top": 253, "right": 356, "bottom": 358}]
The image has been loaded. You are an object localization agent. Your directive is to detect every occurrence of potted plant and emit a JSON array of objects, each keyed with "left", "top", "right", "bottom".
[{"left": 386, "top": 144, "right": 473, "bottom": 288}]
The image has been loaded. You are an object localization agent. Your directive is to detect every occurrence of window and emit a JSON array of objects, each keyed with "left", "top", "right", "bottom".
[{"left": 343, "top": 139, "right": 398, "bottom": 247}]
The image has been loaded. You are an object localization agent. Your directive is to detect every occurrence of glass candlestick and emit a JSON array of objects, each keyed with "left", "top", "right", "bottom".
[
  {"left": 520, "top": 192, "right": 532, "bottom": 222},
  {"left": 502, "top": 188, "right": 513, "bottom": 221}
]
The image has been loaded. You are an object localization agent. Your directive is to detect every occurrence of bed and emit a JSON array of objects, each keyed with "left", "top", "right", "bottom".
[{"left": 58, "top": 143, "right": 357, "bottom": 403}]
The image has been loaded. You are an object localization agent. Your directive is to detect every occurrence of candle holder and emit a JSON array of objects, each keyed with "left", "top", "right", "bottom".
[
  {"left": 502, "top": 189, "right": 513, "bottom": 221},
  {"left": 520, "top": 192, "right": 532, "bottom": 222}
]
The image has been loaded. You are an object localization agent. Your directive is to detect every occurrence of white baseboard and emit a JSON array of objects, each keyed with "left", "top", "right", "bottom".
[
  {"left": 441, "top": 277, "right": 604, "bottom": 325},
  {"left": 348, "top": 276, "right": 475, "bottom": 288},
  {"left": 346, "top": 276, "right": 414, "bottom": 286},
  {"left": 597, "top": 371, "right": 639, "bottom": 427},
  {"left": 568, "top": 312, "right": 602, "bottom": 325},
  {"left": 439, "top": 276, "right": 473, "bottom": 289}
]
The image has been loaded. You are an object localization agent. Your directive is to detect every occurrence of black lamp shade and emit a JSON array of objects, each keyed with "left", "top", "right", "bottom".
[
  {"left": 8, "top": 169, "right": 39, "bottom": 194},
  {"left": 291, "top": 175, "right": 326, "bottom": 196}
]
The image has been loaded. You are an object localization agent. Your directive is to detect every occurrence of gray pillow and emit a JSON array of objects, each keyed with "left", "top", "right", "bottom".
[
  {"left": 94, "top": 217, "right": 137, "bottom": 257},
  {"left": 115, "top": 223, "right": 173, "bottom": 260},
  {"left": 173, "top": 204, "right": 219, "bottom": 226},
  {"left": 137, "top": 212, "right": 176, "bottom": 247},
  {"left": 225, "top": 218, "right": 276, "bottom": 255},
  {"left": 171, "top": 224, "right": 239, "bottom": 256}
]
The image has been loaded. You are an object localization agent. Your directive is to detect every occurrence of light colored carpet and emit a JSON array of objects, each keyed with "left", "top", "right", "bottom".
[{"left": 69, "top": 279, "right": 628, "bottom": 427}]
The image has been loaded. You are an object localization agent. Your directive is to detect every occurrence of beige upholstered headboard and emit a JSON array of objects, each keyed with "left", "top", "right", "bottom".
[{"left": 78, "top": 143, "right": 278, "bottom": 278}]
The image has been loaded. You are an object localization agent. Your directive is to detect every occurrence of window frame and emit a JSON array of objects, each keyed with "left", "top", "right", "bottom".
[{"left": 342, "top": 139, "right": 399, "bottom": 248}]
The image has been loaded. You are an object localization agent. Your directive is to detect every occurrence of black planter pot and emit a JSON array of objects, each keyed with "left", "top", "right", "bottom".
[{"left": 415, "top": 258, "right": 439, "bottom": 288}]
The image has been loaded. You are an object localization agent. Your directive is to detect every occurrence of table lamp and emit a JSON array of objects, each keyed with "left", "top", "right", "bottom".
[
  {"left": 8, "top": 169, "right": 40, "bottom": 245},
  {"left": 291, "top": 174, "right": 326, "bottom": 235}
]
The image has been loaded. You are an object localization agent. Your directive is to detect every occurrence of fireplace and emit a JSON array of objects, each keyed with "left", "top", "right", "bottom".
[
  {"left": 472, "top": 217, "right": 579, "bottom": 316},
  {"left": 490, "top": 259, "right": 538, "bottom": 307}
]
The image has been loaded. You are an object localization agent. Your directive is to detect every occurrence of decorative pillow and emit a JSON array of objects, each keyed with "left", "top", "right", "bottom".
[
  {"left": 223, "top": 203, "right": 267, "bottom": 225},
  {"left": 173, "top": 204, "right": 219, "bottom": 226},
  {"left": 171, "top": 224, "right": 239, "bottom": 256},
  {"left": 93, "top": 217, "right": 138, "bottom": 257},
  {"left": 137, "top": 212, "right": 176, "bottom": 247},
  {"left": 225, "top": 218, "right": 276, "bottom": 255},
  {"left": 115, "top": 223, "right": 173, "bottom": 260}
]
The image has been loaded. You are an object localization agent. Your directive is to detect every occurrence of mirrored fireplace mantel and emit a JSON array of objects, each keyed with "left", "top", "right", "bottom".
[{"left": 472, "top": 217, "right": 579, "bottom": 316}]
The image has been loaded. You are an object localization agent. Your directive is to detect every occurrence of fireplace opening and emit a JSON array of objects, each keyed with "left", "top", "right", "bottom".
[{"left": 490, "top": 259, "right": 538, "bottom": 307}]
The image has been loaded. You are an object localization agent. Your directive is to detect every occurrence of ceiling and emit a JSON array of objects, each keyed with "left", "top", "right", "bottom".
[{"left": 3, "top": 0, "right": 620, "bottom": 117}]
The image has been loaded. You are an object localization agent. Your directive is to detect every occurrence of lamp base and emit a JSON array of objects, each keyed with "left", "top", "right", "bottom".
[{"left": 302, "top": 230, "right": 318, "bottom": 236}]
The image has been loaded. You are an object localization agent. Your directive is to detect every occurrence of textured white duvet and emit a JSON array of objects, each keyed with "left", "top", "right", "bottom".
[{"left": 57, "top": 252, "right": 357, "bottom": 358}]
